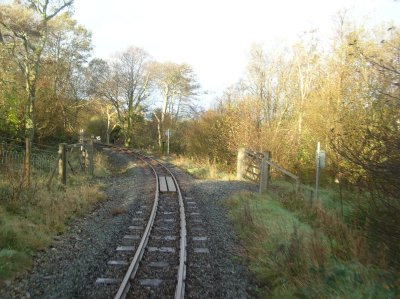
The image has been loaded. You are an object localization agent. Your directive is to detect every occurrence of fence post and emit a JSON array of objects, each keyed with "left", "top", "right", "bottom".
[
  {"left": 59, "top": 143, "right": 67, "bottom": 185},
  {"left": 259, "top": 151, "right": 270, "bottom": 194},
  {"left": 237, "top": 147, "right": 246, "bottom": 180},
  {"left": 265, "top": 151, "right": 271, "bottom": 189},
  {"left": 88, "top": 139, "right": 94, "bottom": 176}
]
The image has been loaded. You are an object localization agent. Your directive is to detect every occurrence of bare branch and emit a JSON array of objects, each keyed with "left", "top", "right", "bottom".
[
  {"left": 0, "top": 28, "right": 5, "bottom": 45},
  {"left": 46, "top": 0, "right": 73, "bottom": 21}
]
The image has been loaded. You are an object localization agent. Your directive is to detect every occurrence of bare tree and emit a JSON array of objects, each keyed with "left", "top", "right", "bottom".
[
  {"left": 151, "top": 61, "right": 199, "bottom": 149},
  {"left": 88, "top": 47, "right": 151, "bottom": 146}
]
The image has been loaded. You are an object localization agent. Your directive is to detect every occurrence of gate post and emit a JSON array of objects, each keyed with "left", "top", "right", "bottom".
[
  {"left": 259, "top": 151, "right": 270, "bottom": 194},
  {"left": 237, "top": 147, "right": 246, "bottom": 180}
]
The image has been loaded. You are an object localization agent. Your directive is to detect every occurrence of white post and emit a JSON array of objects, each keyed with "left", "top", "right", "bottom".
[
  {"left": 167, "top": 129, "right": 170, "bottom": 155},
  {"left": 315, "top": 142, "right": 320, "bottom": 201}
]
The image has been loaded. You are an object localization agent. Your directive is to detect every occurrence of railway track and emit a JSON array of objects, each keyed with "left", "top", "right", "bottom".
[{"left": 95, "top": 147, "right": 187, "bottom": 298}]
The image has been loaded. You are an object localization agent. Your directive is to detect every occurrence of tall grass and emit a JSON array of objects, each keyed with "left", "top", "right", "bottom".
[
  {"left": 170, "top": 155, "right": 235, "bottom": 180},
  {"left": 0, "top": 150, "right": 109, "bottom": 282},
  {"left": 225, "top": 190, "right": 399, "bottom": 298}
]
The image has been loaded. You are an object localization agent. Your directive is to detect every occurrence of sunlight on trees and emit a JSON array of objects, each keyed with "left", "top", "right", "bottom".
[{"left": 0, "top": 1, "right": 398, "bottom": 265}]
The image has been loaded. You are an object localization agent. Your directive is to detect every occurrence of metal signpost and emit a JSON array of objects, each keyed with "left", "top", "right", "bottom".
[{"left": 315, "top": 142, "right": 326, "bottom": 201}]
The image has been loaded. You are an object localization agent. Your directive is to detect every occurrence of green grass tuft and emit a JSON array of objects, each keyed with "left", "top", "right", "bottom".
[{"left": 0, "top": 249, "right": 31, "bottom": 280}]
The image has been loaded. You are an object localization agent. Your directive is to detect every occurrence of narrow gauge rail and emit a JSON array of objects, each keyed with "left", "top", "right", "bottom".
[{"left": 100, "top": 146, "right": 187, "bottom": 299}]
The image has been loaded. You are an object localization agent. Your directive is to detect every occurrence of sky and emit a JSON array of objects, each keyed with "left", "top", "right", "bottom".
[{"left": 73, "top": 0, "right": 399, "bottom": 107}]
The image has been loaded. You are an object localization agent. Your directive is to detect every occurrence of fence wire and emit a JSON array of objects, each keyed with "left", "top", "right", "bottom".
[{"left": 0, "top": 142, "right": 57, "bottom": 174}]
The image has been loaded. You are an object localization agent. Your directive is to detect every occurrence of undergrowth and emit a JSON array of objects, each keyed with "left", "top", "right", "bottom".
[
  {"left": 0, "top": 150, "right": 109, "bottom": 282},
  {"left": 224, "top": 189, "right": 399, "bottom": 298}
]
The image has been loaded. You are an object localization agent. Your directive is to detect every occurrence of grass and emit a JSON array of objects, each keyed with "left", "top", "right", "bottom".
[
  {"left": 224, "top": 189, "right": 399, "bottom": 298},
  {"left": 168, "top": 155, "right": 236, "bottom": 180},
  {"left": 160, "top": 154, "right": 400, "bottom": 297},
  {"left": 0, "top": 150, "right": 109, "bottom": 282},
  {"left": 148, "top": 154, "right": 399, "bottom": 297},
  {"left": 269, "top": 179, "right": 357, "bottom": 226}
]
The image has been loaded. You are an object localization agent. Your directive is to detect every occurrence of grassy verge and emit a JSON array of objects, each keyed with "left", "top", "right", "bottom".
[
  {"left": 162, "top": 156, "right": 399, "bottom": 297},
  {"left": 0, "top": 151, "right": 109, "bottom": 282},
  {"left": 224, "top": 188, "right": 399, "bottom": 298}
]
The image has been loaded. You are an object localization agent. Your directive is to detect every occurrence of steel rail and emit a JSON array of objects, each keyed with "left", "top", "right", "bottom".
[
  {"left": 112, "top": 148, "right": 187, "bottom": 299},
  {"left": 114, "top": 150, "right": 159, "bottom": 299},
  {"left": 144, "top": 154, "right": 187, "bottom": 299}
]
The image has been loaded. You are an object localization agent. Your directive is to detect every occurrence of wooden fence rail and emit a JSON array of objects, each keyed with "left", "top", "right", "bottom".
[
  {"left": 237, "top": 147, "right": 300, "bottom": 194},
  {"left": 57, "top": 140, "right": 94, "bottom": 185}
]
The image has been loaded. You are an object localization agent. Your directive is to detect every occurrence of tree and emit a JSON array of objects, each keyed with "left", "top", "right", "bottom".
[
  {"left": 151, "top": 61, "right": 200, "bottom": 149},
  {"left": 116, "top": 47, "right": 151, "bottom": 146},
  {"left": 245, "top": 43, "right": 268, "bottom": 128},
  {"left": 331, "top": 26, "right": 400, "bottom": 265},
  {"left": 88, "top": 47, "right": 151, "bottom": 146},
  {"left": 0, "top": 1, "right": 75, "bottom": 137},
  {"left": 37, "top": 12, "right": 92, "bottom": 140},
  {"left": 0, "top": 0, "right": 73, "bottom": 185}
]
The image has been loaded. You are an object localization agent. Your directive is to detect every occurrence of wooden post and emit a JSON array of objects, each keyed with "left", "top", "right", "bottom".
[
  {"left": 237, "top": 147, "right": 246, "bottom": 180},
  {"left": 265, "top": 151, "right": 271, "bottom": 189},
  {"left": 59, "top": 143, "right": 67, "bottom": 185},
  {"left": 24, "top": 137, "right": 32, "bottom": 187},
  {"left": 259, "top": 151, "right": 270, "bottom": 194},
  {"left": 88, "top": 139, "right": 94, "bottom": 176},
  {"left": 82, "top": 146, "right": 87, "bottom": 171}
]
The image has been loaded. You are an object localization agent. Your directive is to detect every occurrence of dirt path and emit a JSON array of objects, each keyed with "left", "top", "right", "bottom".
[{"left": 0, "top": 149, "right": 256, "bottom": 298}]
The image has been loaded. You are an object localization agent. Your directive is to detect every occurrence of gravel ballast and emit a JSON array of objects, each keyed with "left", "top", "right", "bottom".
[
  {"left": 1, "top": 150, "right": 257, "bottom": 298},
  {"left": 164, "top": 162, "right": 257, "bottom": 298}
]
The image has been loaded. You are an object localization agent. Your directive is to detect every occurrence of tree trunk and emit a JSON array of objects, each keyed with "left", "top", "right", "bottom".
[
  {"left": 106, "top": 107, "right": 111, "bottom": 144},
  {"left": 157, "top": 120, "right": 162, "bottom": 150},
  {"left": 126, "top": 118, "right": 132, "bottom": 147},
  {"left": 153, "top": 112, "right": 162, "bottom": 149},
  {"left": 24, "top": 77, "right": 36, "bottom": 187},
  {"left": 24, "top": 137, "right": 32, "bottom": 187},
  {"left": 125, "top": 92, "right": 134, "bottom": 147}
]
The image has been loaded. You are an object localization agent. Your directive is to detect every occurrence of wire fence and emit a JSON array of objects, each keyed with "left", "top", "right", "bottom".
[
  {"left": 0, "top": 136, "right": 101, "bottom": 202},
  {"left": 0, "top": 141, "right": 57, "bottom": 174}
]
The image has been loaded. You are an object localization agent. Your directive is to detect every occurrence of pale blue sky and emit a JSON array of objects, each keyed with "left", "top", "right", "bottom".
[{"left": 73, "top": 0, "right": 399, "bottom": 106}]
